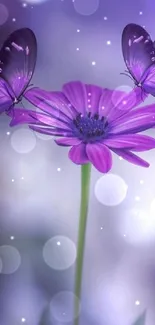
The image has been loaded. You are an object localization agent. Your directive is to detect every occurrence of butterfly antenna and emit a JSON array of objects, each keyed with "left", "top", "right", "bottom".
[{"left": 120, "top": 72, "right": 134, "bottom": 81}]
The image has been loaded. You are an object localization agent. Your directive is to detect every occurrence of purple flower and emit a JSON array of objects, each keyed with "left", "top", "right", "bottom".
[{"left": 9, "top": 81, "right": 155, "bottom": 173}]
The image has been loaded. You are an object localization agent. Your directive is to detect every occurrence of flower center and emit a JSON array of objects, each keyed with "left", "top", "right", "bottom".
[{"left": 72, "top": 112, "right": 109, "bottom": 142}]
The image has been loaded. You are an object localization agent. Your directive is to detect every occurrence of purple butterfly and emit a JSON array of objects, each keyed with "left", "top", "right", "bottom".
[
  {"left": 121, "top": 23, "right": 155, "bottom": 96},
  {"left": 0, "top": 28, "right": 37, "bottom": 113}
]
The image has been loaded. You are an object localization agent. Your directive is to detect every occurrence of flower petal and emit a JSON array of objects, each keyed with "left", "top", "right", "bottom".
[
  {"left": 103, "top": 134, "right": 155, "bottom": 151},
  {"left": 25, "top": 88, "right": 76, "bottom": 120},
  {"left": 112, "top": 149, "right": 149, "bottom": 167},
  {"left": 31, "top": 111, "right": 71, "bottom": 130},
  {"left": 62, "top": 81, "right": 87, "bottom": 115},
  {"left": 99, "top": 87, "right": 147, "bottom": 121},
  {"left": 109, "top": 114, "right": 155, "bottom": 135},
  {"left": 108, "top": 87, "right": 147, "bottom": 122},
  {"left": 68, "top": 143, "right": 89, "bottom": 164},
  {"left": 85, "top": 84, "right": 102, "bottom": 114},
  {"left": 55, "top": 137, "right": 81, "bottom": 147},
  {"left": 9, "top": 108, "right": 40, "bottom": 126},
  {"left": 29, "top": 125, "right": 72, "bottom": 137},
  {"left": 86, "top": 142, "right": 112, "bottom": 173}
]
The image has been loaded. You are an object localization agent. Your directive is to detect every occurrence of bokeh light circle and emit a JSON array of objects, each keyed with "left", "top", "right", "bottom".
[
  {"left": 73, "top": 0, "right": 100, "bottom": 16},
  {"left": 11, "top": 128, "right": 37, "bottom": 154},
  {"left": 50, "top": 291, "right": 80, "bottom": 322},
  {"left": 119, "top": 208, "right": 155, "bottom": 244},
  {"left": 111, "top": 85, "right": 136, "bottom": 111},
  {"left": 43, "top": 236, "right": 77, "bottom": 270},
  {"left": 0, "top": 245, "right": 21, "bottom": 274},
  {"left": 0, "top": 4, "right": 9, "bottom": 26},
  {"left": 95, "top": 173, "right": 128, "bottom": 206}
]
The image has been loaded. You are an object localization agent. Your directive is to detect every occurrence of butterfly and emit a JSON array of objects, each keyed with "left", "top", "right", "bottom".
[
  {"left": 0, "top": 27, "right": 37, "bottom": 113},
  {"left": 121, "top": 23, "right": 155, "bottom": 96}
]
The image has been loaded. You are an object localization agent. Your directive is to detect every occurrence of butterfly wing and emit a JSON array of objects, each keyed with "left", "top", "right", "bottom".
[
  {"left": 0, "top": 28, "right": 37, "bottom": 99},
  {"left": 0, "top": 78, "right": 13, "bottom": 113},
  {"left": 122, "top": 23, "right": 154, "bottom": 83},
  {"left": 142, "top": 64, "right": 155, "bottom": 96}
]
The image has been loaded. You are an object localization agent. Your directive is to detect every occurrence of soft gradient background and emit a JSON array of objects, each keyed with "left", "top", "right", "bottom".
[{"left": 1, "top": 0, "right": 155, "bottom": 324}]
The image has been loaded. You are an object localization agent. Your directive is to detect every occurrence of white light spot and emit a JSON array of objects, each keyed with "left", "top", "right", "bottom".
[
  {"left": 95, "top": 174, "right": 128, "bottom": 206},
  {"left": 0, "top": 245, "right": 21, "bottom": 274},
  {"left": 140, "top": 180, "right": 144, "bottom": 185},
  {"left": 139, "top": 11, "right": 143, "bottom": 15},
  {"left": 57, "top": 167, "right": 61, "bottom": 172},
  {"left": 101, "top": 106, "right": 104, "bottom": 110},
  {"left": 88, "top": 105, "right": 91, "bottom": 108},
  {"left": 123, "top": 234, "right": 126, "bottom": 237},
  {"left": 135, "top": 196, "right": 140, "bottom": 201},
  {"left": 22, "top": 2, "right": 27, "bottom": 7},
  {"left": 43, "top": 236, "right": 77, "bottom": 270},
  {"left": 11, "top": 128, "right": 37, "bottom": 154},
  {"left": 12, "top": 17, "right": 16, "bottom": 22},
  {"left": 135, "top": 300, "right": 140, "bottom": 305},
  {"left": 77, "top": 29, "right": 80, "bottom": 32},
  {"left": 88, "top": 92, "right": 91, "bottom": 96},
  {"left": 76, "top": 47, "right": 79, "bottom": 51},
  {"left": 12, "top": 179, "right": 15, "bottom": 182},
  {"left": 119, "top": 156, "right": 123, "bottom": 160},
  {"left": 21, "top": 176, "right": 24, "bottom": 180},
  {"left": 104, "top": 16, "right": 107, "bottom": 20},
  {"left": 106, "top": 40, "right": 111, "bottom": 45},
  {"left": 10, "top": 236, "right": 15, "bottom": 240},
  {"left": 92, "top": 61, "right": 96, "bottom": 65},
  {"left": 100, "top": 227, "right": 103, "bottom": 230},
  {"left": 6, "top": 131, "right": 10, "bottom": 135},
  {"left": 50, "top": 291, "right": 80, "bottom": 322},
  {"left": 122, "top": 100, "right": 127, "bottom": 105},
  {"left": 21, "top": 318, "right": 26, "bottom": 323}
]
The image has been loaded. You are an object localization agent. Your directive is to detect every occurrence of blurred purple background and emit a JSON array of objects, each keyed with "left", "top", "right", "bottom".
[{"left": 1, "top": 0, "right": 155, "bottom": 324}]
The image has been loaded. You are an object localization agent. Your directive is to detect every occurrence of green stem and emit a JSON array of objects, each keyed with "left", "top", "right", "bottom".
[{"left": 74, "top": 163, "right": 91, "bottom": 325}]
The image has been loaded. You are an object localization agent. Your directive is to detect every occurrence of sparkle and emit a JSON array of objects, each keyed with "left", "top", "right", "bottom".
[
  {"left": 6, "top": 131, "right": 10, "bottom": 135},
  {"left": 92, "top": 61, "right": 96, "bottom": 65},
  {"left": 100, "top": 227, "right": 103, "bottom": 230},
  {"left": 76, "top": 47, "right": 79, "bottom": 51},
  {"left": 104, "top": 16, "right": 108, "bottom": 20},
  {"left": 106, "top": 40, "right": 111, "bottom": 45},
  {"left": 12, "top": 18, "right": 16, "bottom": 22},
  {"left": 12, "top": 179, "right": 15, "bottom": 182},
  {"left": 88, "top": 105, "right": 91, "bottom": 108},
  {"left": 22, "top": 3, "right": 27, "bottom": 7},
  {"left": 57, "top": 241, "right": 61, "bottom": 246},
  {"left": 123, "top": 234, "right": 126, "bottom": 237},
  {"left": 119, "top": 156, "right": 123, "bottom": 160},
  {"left": 139, "top": 11, "right": 143, "bottom": 15},
  {"left": 10, "top": 236, "right": 15, "bottom": 240},
  {"left": 88, "top": 93, "right": 91, "bottom": 96},
  {"left": 57, "top": 168, "right": 61, "bottom": 172},
  {"left": 77, "top": 29, "right": 80, "bottom": 33},
  {"left": 21, "top": 318, "right": 26, "bottom": 323},
  {"left": 21, "top": 176, "right": 24, "bottom": 180},
  {"left": 135, "top": 196, "right": 140, "bottom": 201},
  {"left": 135, "top": 300, "right": 140, "bottom": 306},
  {"left": 122, "top": 100, "right": 127, "bottom": 105}
]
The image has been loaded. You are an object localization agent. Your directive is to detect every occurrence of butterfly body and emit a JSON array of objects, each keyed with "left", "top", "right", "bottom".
[
  {"left": 122, "top": 23, "right": 155, "bottom": 97},
  {"left": 0, "top": 28, "right": 37, "bottom": 113}
]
